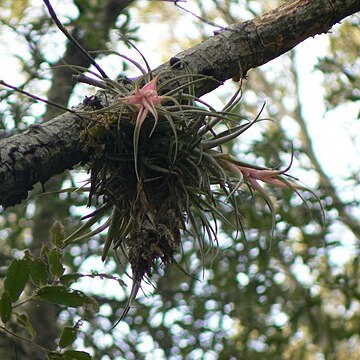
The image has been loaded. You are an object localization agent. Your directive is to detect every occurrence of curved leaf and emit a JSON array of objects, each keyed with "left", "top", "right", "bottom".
[
  {"left": 37, "top": 286, "right": 98, "bottom": 312},
  {"left": 0, "top": 291, "right": 12, "bottom": 324},
  {"left": 59, "top": 326, "right": 78, "bottom": 348},
  {"left": 50, "top": 220, "right": 65, "bottom": 247},
  {"left": 4, "top": 258, "right": 30, "bottom": 301},
  {"left": 29, "top": 258, "right": 49, "bottom": 287},
  {"left": 48, "top": 249, "right": 65, "bottom": 278},
  {"left": 60, "top": 273, "right": 82, "bottom": 286}
]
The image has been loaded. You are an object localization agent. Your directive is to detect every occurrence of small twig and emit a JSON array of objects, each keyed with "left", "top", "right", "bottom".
[
  {"left": 42, "top": 0, "right": 108, "bottom": 79},
  {"left": 73, "top": 74, "right": 108, "bottom": 90},
  {"left": 174, "top": 2, "right": 228, "bottom": 30},
  {"left": 0, "top": 325, "right": 50, "bottom": 354},
  {"left": 0, "top": 78, "right": 31, "bottom": 102},
  {"left": 114, "top": 34, "right": 151, "bottom": 74},
  {"left": 0, "top": 80, "right": 75, "bottom": 114},
  {"left": 12, "top": 294, "right": 37, "bottom": 309}
]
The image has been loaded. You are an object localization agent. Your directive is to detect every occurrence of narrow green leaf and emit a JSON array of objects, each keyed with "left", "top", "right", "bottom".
[
  {"left": 13, "top": 312, "right": 36, "bottom": 339},
  {"left": 37, "top": 286, "right": 99, "bottom": 312},
  {"left": 0, "top": 291, "right": 12, "bottom": 323},
  {"left": 63, "top": 350, "right": 91, "bottom": 360},
  {"left": 4, "top": 258, "right": 30, "bottom": 301},
  {"left": 63, "top": 218, "right": 111, "bottom": 247},
  {"left": 62, "top": 204, "right": 111, "bottom": 247},
  {"left": 59, "top": 326, "right": 78, "bottom": 348},
  {"left": 48, "top": 249, "right": 65, "bottom": 278},
  {"left": 29, "top": 258, "right": 49, "bottom": 286},
  {"left": 102, "top": 207, "right": 121, "bottom": 261},
  {"left": 50, "top": 220, "right": 65, "bottom": 247}
]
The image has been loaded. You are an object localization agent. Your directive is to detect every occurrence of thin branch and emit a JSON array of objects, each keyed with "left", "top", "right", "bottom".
[
  {"left": 174, "top": 2, "right": 228, "bottom": 30},
  {"left": 0, "top": 80, "right": 76, "bottom": 114},
  {"left": 43, "top": 0, "right": 108, "bottom": 79},
  {"left": 0, "top": 325, "right": 50, "bottom": 355}
]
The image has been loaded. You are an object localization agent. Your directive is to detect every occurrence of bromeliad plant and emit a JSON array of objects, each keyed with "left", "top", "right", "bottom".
[
  {"left": 61, "top": 57, "right": 321, "bottom": 322},
  {"left": 1, "top": 48, "right": 320, "bottom": 325},
  {"left": 0, "top": 0, "right": 323, "bottom": 325}
]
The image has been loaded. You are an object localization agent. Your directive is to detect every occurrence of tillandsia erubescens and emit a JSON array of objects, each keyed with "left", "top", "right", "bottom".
[
  {"left": 64, "top": 64, "right": 323, "bottom": 325},
  {"left": 0, "top": 0, "right": 324, "bottom": 327}
]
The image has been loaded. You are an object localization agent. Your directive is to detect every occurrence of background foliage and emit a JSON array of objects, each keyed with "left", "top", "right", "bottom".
[{"left": 0, "top": 1, "right": 359, "bottom": 359}]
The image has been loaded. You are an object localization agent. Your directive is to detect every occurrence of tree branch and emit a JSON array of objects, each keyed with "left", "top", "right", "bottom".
[
  {"left": 1, "top": 0, "right": 359, "bottom": 207},
  {"left": 43, "top": 0, "right": 133, "bottom": 121}
]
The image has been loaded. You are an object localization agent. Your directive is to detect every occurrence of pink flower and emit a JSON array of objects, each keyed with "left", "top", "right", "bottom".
[
  {"left": 219, "top": 156, "right": 299, "bottom": 235},
  {"left": 122, "top": 76, "right": 164, "bottom": 180},
  {"left": 124, "top": 76, "right": 163, "bottom": 126},
  {"left": 236, "top": 165, "right": 289, "bottom": 191},
  {"left": 220, "top": 154, "right": 296, "bottom": 193}
]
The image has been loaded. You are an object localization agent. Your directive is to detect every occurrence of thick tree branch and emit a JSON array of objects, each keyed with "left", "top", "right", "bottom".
[{"left": 0, "top": 0, "right": 359, "bottom": 207}]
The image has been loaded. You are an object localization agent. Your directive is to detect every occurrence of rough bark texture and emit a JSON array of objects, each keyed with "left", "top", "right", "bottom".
[
  {"left": 0, "top": 0, "right": 359, "bottom": 207},
  {"left": 0, "top": 112, "right": 88, "bottom": 207}
]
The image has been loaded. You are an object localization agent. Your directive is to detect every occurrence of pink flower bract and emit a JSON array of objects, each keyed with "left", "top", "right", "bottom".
[
  {"left": 124, "top": 77, "right": 163, "bottom": 124},
  {"left": 237, "top": 165, "right": 289, "bottom": 189},
  {"left": 122, "top": 76, "right": 164, "bottom": 180}
]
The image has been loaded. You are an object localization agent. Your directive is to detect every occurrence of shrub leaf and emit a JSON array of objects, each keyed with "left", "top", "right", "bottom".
[
  {"left": 48, "top": 249, "right": 65, "bottom": 278},
  {"left": 36, "top": 285, "right": 98, "bottom": 312},
  {"left": 4, "top": 258, "right": 30, "bottom": 301},
  {"left": 59, "top": 326, "right": 78, "bottom": 348},
  {"left": 29, "top": 258, "right": 49, "bottom": 286},
  {"left": 0, "top": 291, "right": 12, "bottom": 323}
]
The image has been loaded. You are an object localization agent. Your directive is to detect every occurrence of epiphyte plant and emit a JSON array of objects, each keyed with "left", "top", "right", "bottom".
[{"left": 1, "top": 0, "right": 323, "bottom": 326}]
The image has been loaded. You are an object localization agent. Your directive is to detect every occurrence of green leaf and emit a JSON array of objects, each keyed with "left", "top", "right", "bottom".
[
  {"left": 4, "top": 258, "right": 30, "bottom": 301},
  {"left": 29, "top": 258, "right": 49, "bottom": 286},
  {"left": 36, "top": 286, "right": 98, "bottom": 312},
  {"left": 60, "top": 273, "right": 82, "bottom": 286},
  {"left": 50, "top": 220, "right": 65, "bottom": 247},
  {"left": 48, "top": 249, "right": 65, "bottom": 278},
  {"left": 0, "top": 291, "right": 12, "bottom": 324},
  {"left": 13, "top": 312, "right": 36, "bottom": 339},
  {"left": 40, "top": 243, "right": 51, "bottom": 257},
  {"left": 59, "top": 326, "right": 78, "bottom": 348},
  {"left": 63, "top": 350, "right": 91, "bottom": 360}
]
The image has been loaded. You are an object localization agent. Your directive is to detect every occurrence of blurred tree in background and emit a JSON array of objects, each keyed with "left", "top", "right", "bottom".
[{"left": 0, "top": 1, "right": 359, "bottom": 359}]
